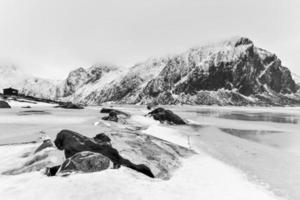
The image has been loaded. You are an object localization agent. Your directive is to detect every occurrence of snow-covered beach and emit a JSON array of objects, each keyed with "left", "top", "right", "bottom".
[{"left": 0, "top": 102, "right": 299, "bottom": 200}]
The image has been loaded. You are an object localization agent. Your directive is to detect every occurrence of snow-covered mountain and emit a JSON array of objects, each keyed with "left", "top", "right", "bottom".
[
  {"left": 2, "top": 37, "right": 300, "bottom": 105},
  {"left": 60, "top": 37, "right": 300, "bottom": 106}
]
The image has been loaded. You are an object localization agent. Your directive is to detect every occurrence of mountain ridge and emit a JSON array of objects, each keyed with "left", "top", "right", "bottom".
[{"left": 1, "top": 37, "right": 300, "bottom": 106}]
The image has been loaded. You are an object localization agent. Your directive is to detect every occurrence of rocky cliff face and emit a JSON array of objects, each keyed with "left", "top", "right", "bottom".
[{"left": 5, "top": 37, "right": 300, "bottom": 105}]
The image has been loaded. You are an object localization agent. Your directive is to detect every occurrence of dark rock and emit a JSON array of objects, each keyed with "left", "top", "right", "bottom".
[
  {"left": 102, "top": 111, "right": 119, "bottom": 122},
  {"left": 100, "top": 108, "right": 130, "bottom": 117},
  {"left": 57, "top": 102, "right": 84, "bottom": 109},
  {"left": 148, "top": 107, "right": 186, "bottom": 125},
  {"left": 58, "top": 151, "right": 112, "bottom": 174},
  {"left": 21, "top": 106, "right": 32, "bottom": 108},
  {"left": 234, "top": 37, "right": 253, "bottom": 47},
  {"left": 93, "top": 133, "right": 111, "bottom": 146},
  {"left": 54, "top": 129, "right": 154, "bottom": 178},
  {"left": 46, "top": 165, "right": 60, "bottom": 176},
  {"left": 0, "top": 100, "right": 11, "bottom": 108},
  {"left": 34, "top": 139, "right": 54, "bottom": 154}
]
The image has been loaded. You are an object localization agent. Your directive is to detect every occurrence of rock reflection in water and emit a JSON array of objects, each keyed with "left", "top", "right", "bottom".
[
  {"left": 194, "top": 109, "right": 298, "bottom": 124},
  {"left": 220, "top": 112, "right": 298, "bottom": 124},
  {"left": 18, "top": 110, "right": 51, "bottom": 115},
  {"left": 220, "top": 128, "right": 286, "bottom": 148}
]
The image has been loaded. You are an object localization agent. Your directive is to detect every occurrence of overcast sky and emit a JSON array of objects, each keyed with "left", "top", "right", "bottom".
[{"left": 0, "top": 0, "right": 299, "bottom": 79}]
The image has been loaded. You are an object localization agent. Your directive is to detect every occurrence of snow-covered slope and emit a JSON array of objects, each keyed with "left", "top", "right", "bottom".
[{"left": 0, "top": 65, "right": 29, "bottom": 91}]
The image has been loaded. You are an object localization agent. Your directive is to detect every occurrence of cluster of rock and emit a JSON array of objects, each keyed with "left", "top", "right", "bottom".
[
  {"left": 3, "top": 108, "right": 193, "bottom": 179},
  {"left": 49, "top": 130, "right": 155, "bottom": 177}
]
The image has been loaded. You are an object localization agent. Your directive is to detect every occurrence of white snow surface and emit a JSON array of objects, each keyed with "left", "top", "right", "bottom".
[{"left": 0, "top": 144, "right": 281, "bottom": 200}]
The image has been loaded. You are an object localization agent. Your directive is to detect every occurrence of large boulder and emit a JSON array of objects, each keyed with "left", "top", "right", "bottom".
[
  {"left": 148, "top": 107, "right": 186, "bottom": 125},
  {"left": 54, "top": 129, "right": 154, "bottom": 178},
  {"left": 58, "top": 151, "right": 113, "bottom": 174},
  {"left": 0, "top": 100, "right": 11, "bottom": 108}
]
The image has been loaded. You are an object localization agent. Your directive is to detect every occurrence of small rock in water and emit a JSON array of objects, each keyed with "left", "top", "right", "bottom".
[{"left": 147, "top": 107, "right": 186, "bottom": 125}]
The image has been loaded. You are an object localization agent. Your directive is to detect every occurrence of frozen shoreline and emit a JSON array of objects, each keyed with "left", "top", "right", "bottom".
[{"left": 0, "top": 105, "right": 299, "bottom": 199}]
